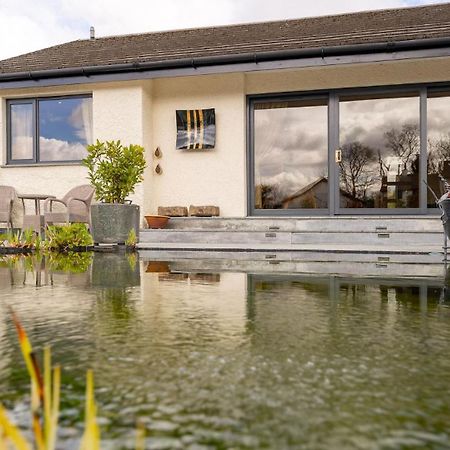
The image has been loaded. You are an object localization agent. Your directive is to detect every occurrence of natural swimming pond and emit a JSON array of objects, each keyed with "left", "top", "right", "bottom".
[{"left": 1, "top": 252, "right": 450, "bottom": 449}]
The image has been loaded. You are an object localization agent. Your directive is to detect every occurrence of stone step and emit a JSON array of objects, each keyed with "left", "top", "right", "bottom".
[
  {"left": 291, "top": 231, "right": 443, "bottom": 246},
  {"left": 162, "top": 216, "right": 443, "bottom": 233},
  {"left": 140, "top": 229, "right": 445, "bottom": 248}
]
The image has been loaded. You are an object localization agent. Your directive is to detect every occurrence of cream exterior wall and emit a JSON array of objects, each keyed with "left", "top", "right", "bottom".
[
  {"left": 245, "top": 57, "right": 450, "bottom": 94},
  {"left": 146, "top": 74, "right": 246, "bottom": 217},
  {"left": 0, "top": 81, "right": 149, "bottom": 223},
  {"left": 1, "top": 56, "right": 450, "bottom": 219}
]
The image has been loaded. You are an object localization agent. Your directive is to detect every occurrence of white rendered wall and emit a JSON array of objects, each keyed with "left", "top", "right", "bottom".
[
  {"left": 0, "top": 82, "right": 149, "bottom": 223},
  {"left": 245, "top": 57, "right": 450, "bottom": 94},
  {"left": 145, "top": 73, "right": 246, "bottom": 217}
]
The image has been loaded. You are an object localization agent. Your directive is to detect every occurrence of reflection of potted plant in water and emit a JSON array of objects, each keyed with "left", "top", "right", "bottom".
[
  {"left": 46, "top": 252, "right": 94, "bottom": 274},
  {"left": 83, "top": 140, "right": 146, "bottom": 244},
  {"left": 91, "top": 252, "right": 140, "bottom": 288},
  {"left": 97, "top": 288, "right": 135, "bottom": 324}
]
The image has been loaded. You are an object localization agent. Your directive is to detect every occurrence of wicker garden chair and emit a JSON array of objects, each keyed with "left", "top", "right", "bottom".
[
  {"left": 0, "top": 185, "right": 17, "bottom": 230},
  {"left": 44, "top": 185, "right": 95, "bottom": 228}
]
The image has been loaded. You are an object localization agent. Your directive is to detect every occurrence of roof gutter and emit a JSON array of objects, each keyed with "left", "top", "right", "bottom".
[{"left": 1, "top": 36, "right": 450, "bottom": 82}]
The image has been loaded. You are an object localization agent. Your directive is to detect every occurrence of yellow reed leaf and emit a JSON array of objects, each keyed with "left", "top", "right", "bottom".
[
  {"left": 31, "top": 382, "right": 44, "bottom": 450},
  {"left": 0, "top": 405, "right": 31, "bottom": 450},
  {"left": 47, "top": 365, "right": 61, "bottom": 450},
  {"left": 11, "top": 312, "right": 42, "bottom": 396},
  {"left": 44, "top": 346, "right": 51, "bottom": 448},
  {"left": 80, "top": 370, "right": 100, "bottom": 450},
  {"left": 135, "top": 421, "right": 146, "bottom": 450},
  {"left": 10, "top": 310, "right": 44, "bottom": 448},
  {"left": 0, "top": 432, "right": 6, "bottom": 450}
]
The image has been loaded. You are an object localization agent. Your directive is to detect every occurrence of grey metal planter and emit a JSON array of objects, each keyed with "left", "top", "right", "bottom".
[{"left": 91, "top": 203, "right": 140, "bottom": 244}]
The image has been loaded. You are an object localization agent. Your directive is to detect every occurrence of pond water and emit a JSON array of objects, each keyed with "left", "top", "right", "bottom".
[{"left": 1, "top": 253, "right": 450, "bottom": 449}]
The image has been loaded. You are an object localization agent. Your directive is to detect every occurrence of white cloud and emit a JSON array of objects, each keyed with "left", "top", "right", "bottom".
[
  {"left": 39, "top": 137, "right": 87, "bottom": 161},
  {"left": 0, "top": 0, "right": 444, "bottom": 60}
]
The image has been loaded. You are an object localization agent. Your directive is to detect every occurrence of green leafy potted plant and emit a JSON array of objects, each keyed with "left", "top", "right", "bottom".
[{"left": 83, "top": 140, "right": 146, "bottom": 244}]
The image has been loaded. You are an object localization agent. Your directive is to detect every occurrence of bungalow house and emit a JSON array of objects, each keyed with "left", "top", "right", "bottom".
[{"left": 1, "top": 3, "right": 450, "bottom": 251}]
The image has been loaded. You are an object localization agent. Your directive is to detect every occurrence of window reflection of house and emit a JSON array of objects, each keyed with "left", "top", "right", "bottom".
[
  {"left": 282, "top": 177, "right": 327, "bottom": 209},
  {"left": 427, "top": 161, "right": 450, "bottom": 207},
  {"left": 379, "top": 170, "right": 419, "bottom": 208},
  {"left": 282, "top": 177, "right": 364, "bottom": 209}
]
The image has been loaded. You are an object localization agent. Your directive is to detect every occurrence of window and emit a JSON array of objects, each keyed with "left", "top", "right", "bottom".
[
  {"left": 7, "top": 95, "right": 92, "bottom": 164},
  {"left": 339, "top": 92, "right": 420, "bottom": 209},
  {"left": 249, "top": 85, "right": 450, "bottom": 215},
  {"left": 427, "top": 90, "right": 450, "bottom": 208},
  {"left": 253, "top": 97, "right": 328, "bottom": 210}
]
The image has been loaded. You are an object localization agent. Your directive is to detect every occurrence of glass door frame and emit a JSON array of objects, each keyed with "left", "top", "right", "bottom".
[
  {"left": 247, "top": 91, "right": 332, "bottom": 216},
  {"left": 332, "top": 86, "right": 428, "bottom": 215},
  {"left": 247, "top": 84, "right": 443, "bottom": 216}
]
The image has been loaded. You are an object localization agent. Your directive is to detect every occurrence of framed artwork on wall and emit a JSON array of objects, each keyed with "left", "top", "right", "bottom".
[{"left": 176, "top": 108, "right": 215, "bottom": 150}]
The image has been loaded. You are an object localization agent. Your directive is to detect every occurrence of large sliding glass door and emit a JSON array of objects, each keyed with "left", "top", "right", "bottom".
[
  {"left": 253, "top": 98, "right": 329, "bottom": 212},
  {"left": 427, "top": 89, "right": 450, "bottom": 209},
  {"left": 249, "top": 85, "right": 450, "bottom": 215},
  {"left": 338, "top": 92, "right": 420, "bottom": 211}
]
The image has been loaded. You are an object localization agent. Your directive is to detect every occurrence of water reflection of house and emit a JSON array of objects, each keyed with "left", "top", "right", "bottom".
[{"left": 282, "top": 177, "right": 364, "bottom": 209}]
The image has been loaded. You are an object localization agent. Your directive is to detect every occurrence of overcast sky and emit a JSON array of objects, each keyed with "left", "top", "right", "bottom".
[{"left": 0, "top": 0, "right": 446, "bottom": 60}]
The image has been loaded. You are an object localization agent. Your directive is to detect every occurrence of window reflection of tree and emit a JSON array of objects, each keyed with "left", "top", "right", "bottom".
[
  {"left": 340, "top": 123, "right": 420, "bottom": 208},
  {"left": 254, "top": 105, "right": 290, "bottom": 209},
  {"left": 428, "top": 134, "right": 450, "bottom": 205},
  {"left": 339, "top": 142, "right": 377, "bottom": 204},
  {"left": 385, "top": 124, "right": 419, "bottom": 173}
]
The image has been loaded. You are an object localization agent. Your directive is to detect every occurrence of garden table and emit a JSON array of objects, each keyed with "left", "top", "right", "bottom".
[{"left": 18, "top": 193, "right": 55, "bottom": 233}]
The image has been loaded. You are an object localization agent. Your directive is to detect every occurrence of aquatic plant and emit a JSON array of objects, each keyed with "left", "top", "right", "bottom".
[
  {"left": 43, "top": 224, "right": 93, "bottom": 252},
  {"left": 46, "top": 251, "right": 93, "bottom": 274},
  {"left": 0, "top": 311, "right": 63, "bottom": 450},
  {"left": 125, "top": 228, "right": 137, "bottom": 248},
  {"left": 0, "top": 311, "right": 144, "bottom": 450},
  {"left": 0, "top": 230, "right": 39, "bottom": 250}
]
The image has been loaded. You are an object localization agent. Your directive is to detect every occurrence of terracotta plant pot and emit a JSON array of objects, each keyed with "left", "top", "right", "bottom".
[
  {"left": 145, "top": 261, "right": 170, "bottom": 273},
  {"left": 145, "top": 215, "right": 170, "bottom": 229}
]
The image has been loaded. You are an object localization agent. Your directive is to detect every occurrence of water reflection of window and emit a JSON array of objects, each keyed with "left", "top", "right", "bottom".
[
  {"left": 254, "top": 98, "right": 328, "bottom": 210},
  {"left": 7, "top": 95, "right": 92, "bottom": 164},
  {"left": 427, "top": 90, "right": 450, "bottom": 208},
  {"left": 339, "top": 92, "right": 420, "bottom": 209}
]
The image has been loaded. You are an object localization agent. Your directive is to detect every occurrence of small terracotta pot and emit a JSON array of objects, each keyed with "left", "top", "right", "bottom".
[
  {"left": 145, "top": 215, "right": 170, "bottom": 229},
  {"left": 146, "top": 261, "right": 170, "bottom": 273}
]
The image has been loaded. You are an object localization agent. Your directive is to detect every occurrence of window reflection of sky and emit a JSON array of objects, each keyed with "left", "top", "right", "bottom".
[
  {"left": 253, "top": 94, "right": 424, "bottom": 210},
  {"left": 427, "top": 94, "right": 450, "bottom": 205},
  {"left": 39, "top": 97, "right": 92, "bottom": 161},
  {"left": 340, "top": 96, "right": 419, "bottom": 152},
  {"left": 340, "top": 95, "right": 420, "bottom": 208},
  {"left": 255, "top": 104, "right": 328, "bottom": 207}
]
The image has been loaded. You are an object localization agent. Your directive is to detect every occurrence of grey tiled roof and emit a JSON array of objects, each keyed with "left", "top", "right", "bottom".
[{"left": 1, "top": 3, "right": 450, "bottom": 75}]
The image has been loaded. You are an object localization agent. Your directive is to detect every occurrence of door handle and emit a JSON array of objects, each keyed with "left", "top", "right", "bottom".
[{"left": 335, "top": 149, "right": 342, "bottom": 163}]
